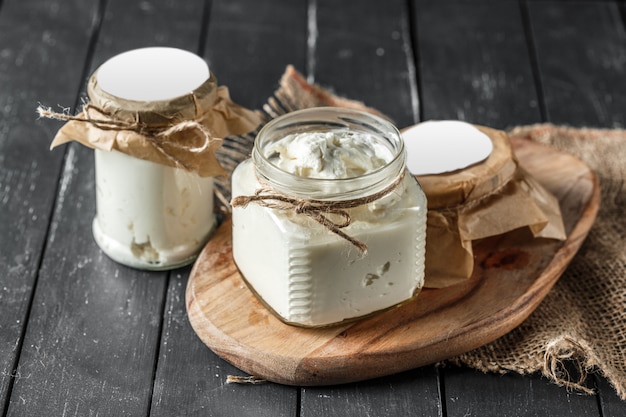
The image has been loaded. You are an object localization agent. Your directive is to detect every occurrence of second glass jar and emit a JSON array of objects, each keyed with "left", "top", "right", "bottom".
[{"left": 231, "top": 107, "right": 427, "bottom": 327}]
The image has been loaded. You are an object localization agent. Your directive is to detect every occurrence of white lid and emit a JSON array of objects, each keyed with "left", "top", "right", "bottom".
[
  {"left": 402, "top": 120, "right": 494, "bottom": 175},
  {"left": 96, "top": 47, "right": 210, "bottom": 101}
]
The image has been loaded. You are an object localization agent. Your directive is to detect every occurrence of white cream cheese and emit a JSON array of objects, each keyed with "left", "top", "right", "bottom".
[
  {"left": 232, "top": 111, "right": 427, "bottom": 327},
  {"left": 266, "top": 130, "right": 393, "bottom": 179},
  {"left": 93, "top": 149, "right": 215, "bottom": 269}
]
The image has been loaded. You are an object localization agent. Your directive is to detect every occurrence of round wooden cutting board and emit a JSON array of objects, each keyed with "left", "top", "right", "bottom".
[{"left": 186, "top": 137, "right": 600, "bottom": 386}]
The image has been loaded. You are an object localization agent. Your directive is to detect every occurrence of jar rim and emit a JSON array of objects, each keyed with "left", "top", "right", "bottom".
[
  {"left": 252, "top": 107, "right": 407, "bottom": 200},
  {"left": 96, "top": 47, "right": 210, "bottom": 101}
]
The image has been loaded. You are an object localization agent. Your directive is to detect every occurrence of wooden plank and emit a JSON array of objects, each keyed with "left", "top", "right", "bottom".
[
  {"left": 528, "top": 0, "right": 626, "bottom": 128},
  {"left": 444, "top": 368, "right": 599, "bottom": 417},
  {"left": 301, "top": 368, "right": 441, "bottom": 417},
  {"left": 149, "top": 0, "right": 306, "bottom": 416},
  {"left": 294, "top": 0, "right": 440, "bottom": 415},
  {"left": 151, "top": 270, "right": 299, "bottom": 417},
  {"left": 596, "top": 376, "right": 626, "bottom": 417},
  {"left": 414, "top": 0, "right": 603, "bottom": 415},
  {"left": 5, "top": 0, "right": 208, "bottom": 416},
  {"left": 0, "top": 0, "right": 100, "bottom": 413},
  {"left": 416, "top": 0, "right": 539, "bottom": 130},
  {"left": 203, "top": 0, "right": 309, "bottom": 110},
  {"left": 90, "top": 0, "right": 209, "bottom": 62},
  {"left": 528, "top": 1, "right": 626, "bottom": 413},
  {"left": 313, "top": 0, "right": 418, "bottom": 128}
]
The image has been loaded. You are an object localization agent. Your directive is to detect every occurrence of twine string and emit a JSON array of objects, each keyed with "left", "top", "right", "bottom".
[
  {"left": 231, "top": 170, "right": 406, "bottom": 254},
  {"left": 36, "top": 103, "right": 216, "bottom": 170}
]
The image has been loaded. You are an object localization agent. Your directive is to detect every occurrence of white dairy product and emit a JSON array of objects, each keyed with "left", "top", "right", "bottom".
[
  {"left": 231, "top": 108, "right": 427, "bottom": 327},
  {"left": 266, "top": 130, "right": 393, "bottom": 179},
  {"left": 93, "top": 149, "right": 216, "bottom": 270},
  {"left": 91, "top": 47, "right": 217, "bottom": 269}
]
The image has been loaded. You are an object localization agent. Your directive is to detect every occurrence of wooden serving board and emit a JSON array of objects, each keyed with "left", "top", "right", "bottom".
[{"left": 186, "top": 138, "right": 600, "bottom": 386}]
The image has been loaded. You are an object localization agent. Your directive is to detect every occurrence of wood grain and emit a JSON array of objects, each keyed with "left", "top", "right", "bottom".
[
  {"left": 186, "top": 137, "right": 600, "bottom": 386},
  {"left": 528, "top": 1, "right": 626, "bottom": 128},
  {"left": 416, "top": 0, "right": 539, "bottom": 128},
  {"left": 5, "top": 1, "right": 206, "bottom": 416},
  {"left": 0, "top": 0, "right": 100, "bottom": 412}
]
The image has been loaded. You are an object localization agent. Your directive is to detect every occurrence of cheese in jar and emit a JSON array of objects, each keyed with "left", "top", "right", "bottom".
[
  {"left": 90, "top": 47, "right": 218, "bottom": 270},
  {"left": 231, "top": 107, "right": 427, "bottom": 327},
  {"left": 42, "top": 46, "right": 262, "bottom": 271}
]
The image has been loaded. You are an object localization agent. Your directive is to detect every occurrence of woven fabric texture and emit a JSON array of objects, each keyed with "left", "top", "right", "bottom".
[{"left": 450, "top": 125, "right": 626, "bottom": 399}]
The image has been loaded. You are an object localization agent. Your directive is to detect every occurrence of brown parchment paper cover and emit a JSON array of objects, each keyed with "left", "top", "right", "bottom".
[
  {"left": 412, "top": 124, "right": 566, "bottom": 288},
  {"left": 48, "top": 71, "right": 262, "bottom": 177}
]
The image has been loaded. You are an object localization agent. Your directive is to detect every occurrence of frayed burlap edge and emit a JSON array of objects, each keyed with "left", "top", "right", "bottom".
[{"left": 446, "top": 124, "right": 626, "bottom": 400}]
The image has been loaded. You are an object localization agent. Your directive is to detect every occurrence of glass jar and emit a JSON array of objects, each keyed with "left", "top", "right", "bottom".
[
  {"left": 93, "top": 149, "right": 215, "bottom": 270},
  {"left": 231, "top": 107, "right": 427, "bottom": 327},
  {"left": 90, "top": 47, "right": 217, "bottom": 270}
]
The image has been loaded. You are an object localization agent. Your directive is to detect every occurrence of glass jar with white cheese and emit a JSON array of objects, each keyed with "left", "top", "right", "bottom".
[
  {"left": 231, "top": 107, "right": 427, "bottom": 327},
  {"left": 90, "top": 47, "right": 217, "bottom": 270}
]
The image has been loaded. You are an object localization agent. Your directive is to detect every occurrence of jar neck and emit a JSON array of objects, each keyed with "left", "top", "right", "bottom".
[
  {"left": 252, "top": 108, "right": 407, "bottom": 201},
  {"left": 87, "top": 71, "right": 218, "bottom": 126},
  {"left": 87, "top": 47, "right": 216, "bottom": 126}
]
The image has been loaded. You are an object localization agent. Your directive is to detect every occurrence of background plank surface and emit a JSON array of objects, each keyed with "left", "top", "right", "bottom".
[
  {"left": 528, "top": 0, "right": 626, "bottom": 128},
  {"left": 5, "top": 0, "right": 204, "bottom": 415},
  {"left": 416, "top": 0, "right": 540, "bottom": 129},
  {"left": 0, "top": 0, "right": 100, "bottom": 413},
  {"left": 0, "top": 0, "right": 624, "bottom": 416}
]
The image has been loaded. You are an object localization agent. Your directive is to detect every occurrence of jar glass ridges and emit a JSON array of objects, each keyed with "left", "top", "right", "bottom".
[{"left": 231, "top": 107, "right": 427, "bottom": 327}]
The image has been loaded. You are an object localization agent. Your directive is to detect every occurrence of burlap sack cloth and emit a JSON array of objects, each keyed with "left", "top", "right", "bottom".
[
  {"left": 217, "top": 66, "right": 626, "bottom": 399},
  {"left": 449, "top": 124, "right": 626, "bottom": 398}
]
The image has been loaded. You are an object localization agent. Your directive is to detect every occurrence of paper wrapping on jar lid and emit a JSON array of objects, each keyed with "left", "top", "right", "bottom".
[
  {"left": 44, "top": 72, "right": 262, "bottom": 177},
  {"left": 405, "top": 123, "right": 566, "bottom": 288},
  {"left": 214, "top": 66, "right": 566, "bottom": 289}
]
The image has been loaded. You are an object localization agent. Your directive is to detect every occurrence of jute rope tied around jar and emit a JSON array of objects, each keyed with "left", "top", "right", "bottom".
[
  {"left": 231, "top": 170, "right": 407, "bottom": 254},
  {"left": 37, "top": 103, "right": 216, "bottom": 173},
  {"left": 41, "top": 71, "right": 262, "bottom": 178}
]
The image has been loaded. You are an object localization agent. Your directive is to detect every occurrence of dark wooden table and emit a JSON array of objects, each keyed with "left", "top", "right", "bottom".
[{"left": 1, "top": 0, "right": 625, "bottom": 415}]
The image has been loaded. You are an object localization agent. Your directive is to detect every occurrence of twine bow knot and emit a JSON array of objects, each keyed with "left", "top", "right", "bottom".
[
  {"left": 36, "top": 103, "right": 216, "bottom": 170},
  {"left": 231, "top": 170, "right": 406, "bottom": 254}
]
